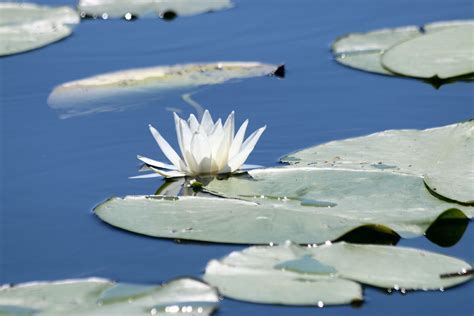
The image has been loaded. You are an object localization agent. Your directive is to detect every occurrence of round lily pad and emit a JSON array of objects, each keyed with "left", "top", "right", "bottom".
[
  {"left": 47, "top": 62, "right": 283, "bottom": 118},
  {"left": 0, "top": 278, "right": 219, "bottom": 315},
  {"left": 94, "top": 167, "right": 470, "bottom": 244},
  {"left": 77, "top": 0, "right": 233, "bottom": 20},
  {"left": 204, "top": 241, "right": 472, "bottom": 306},
  {"left": 331, "top": 20, "right": 474, "bottom": 82},
  {"left": 382, "top": 25, "right": 474, "bottom": 79},
  {"left": 281, "top": 121, "right": 474, "bottom": 205},
  {"left": 0, "top": 2, "right": 79, "bottom": 56}
]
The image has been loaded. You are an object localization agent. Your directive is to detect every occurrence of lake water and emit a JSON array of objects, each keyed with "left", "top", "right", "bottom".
[{"left": 1, "top": 0, "right": 473, "bottom": 315}]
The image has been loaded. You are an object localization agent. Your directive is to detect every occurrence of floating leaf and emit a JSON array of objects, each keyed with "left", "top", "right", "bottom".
[
  {"left": 382, "top": 25, "right": 474, "bottom": 79},
  {"left": 332, "top": 20, "right": 474, "bottom": 81},
  {"left": 77, "top": 0, "right": 233, "bottom": 20},
  {"left": 332, "top": 26, "right": 421, "bottom": 75},
  {"left": 281, "top": 121, "right": 474, "bottom": 205},
  {"left": 47, "top": 62, "right": 283, "bottom": 118},
  {"left": 0, "top": 278, "right": 219, "bottom": 315},
  {"left": 204, "top": 244, "right": 361, "bottom": 306},
  {"left": 0, "top": 2, "right": 79, "bottom": 57},
  {"left": 203, "top": 242, "right": 472, "bottom": 306},
  {"left": 94, "top": 167, "right": 470, "bottom": 244}
]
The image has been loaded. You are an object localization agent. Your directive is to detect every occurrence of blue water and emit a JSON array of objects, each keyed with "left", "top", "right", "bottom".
[{"left": 1, "top": 0, "right": 473, "bottom": 315}]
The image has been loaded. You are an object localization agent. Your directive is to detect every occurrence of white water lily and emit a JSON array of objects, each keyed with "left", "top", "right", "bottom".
[{"left": 135, "top": 110, "right": 266, "bottom": 178}]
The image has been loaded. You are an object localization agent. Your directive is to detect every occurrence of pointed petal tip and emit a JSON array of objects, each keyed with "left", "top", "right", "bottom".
[
  {"left": 150, "top": 166, "right": 186, "bottom": 178},
  {"left": 129, "top": 173, "right": 163, "bottom": 179}
]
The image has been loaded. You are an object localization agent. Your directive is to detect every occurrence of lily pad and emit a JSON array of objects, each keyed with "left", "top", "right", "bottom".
[
  {"left": 205, "top": 253, "right": 362, "bottom": 305},
  {"left": 94, "top": 167, "right": 470, "bottom": 244},
  {"left": 47, "top": 62, "right": 283, "bottom": 118},
  {"left": 281, "top": 121, "right": 474, "bottom": 205},
  {"left": 203, "top": 242, "right": 472, "bottom": 306},
  {"left": 0, "top": 2, "right": 80, "bottom": 57},
  {"left": 77, "top": 0, "right": 233, "bottom": 20},
  {"left": 332, "top": 20, "right": 474, "bottom": 80},
  {"left": 382, "top": 25, "right": 474, "bottom": 79},
  {"left": 0, "top": 278, "right": 219, "bottom": 315},
  {"left": 332, "top": 26, "right": 421, "bottom": 75}
]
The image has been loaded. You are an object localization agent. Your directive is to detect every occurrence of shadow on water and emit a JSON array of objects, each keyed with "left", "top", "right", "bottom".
[{"left": 424, "top": 209, "right": 469, "bottom": 247}]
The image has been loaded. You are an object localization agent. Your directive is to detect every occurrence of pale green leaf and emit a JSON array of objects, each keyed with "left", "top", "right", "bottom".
[
  {"left": 0, "top": 278, "right": 219, "bottom": 315},
  {"left": 77, "top": 0, "right": 233, "bottom": 19},
  {"left": 332, "top": 26, "right": 421, "bottom": 75},
  {"left": 204, "top": 242, "right": 472, "bottom": 306},
  {"left": 281, "top": 121, "right": 474, "bottom": 205},
  {"left": 0, "top": 2, "right": 79, "bottom": 56},
  {"left": 94, "top": 167, "right": 469, "bottom": 244},
  {"left": 331, "top": 20, "right": 474, "bottom": 81},
  {"left": 47, "top": 62, "right": 282, "bottom": 118},
  {"left": 382, "top": 25, "right": 474, "bottom": 79}
]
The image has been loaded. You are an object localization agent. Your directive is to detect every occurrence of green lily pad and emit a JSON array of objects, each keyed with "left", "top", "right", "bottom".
[
  {"left": 0, "top": 278, "right": 219, "bottom": 315},
  {"left": 332, "top": 20, "right": 474, "bottom": 81},
  {"left": 281, "top": 121, "right": 474, "bottom": 205},
  {"left": 47, "top": 62, "right": 283, "bottom": 118},
  {"left": 205, "top": 242, "right": 362, "bottom": 306},
  {"left": 332, "top": 26, "right": 421, "bottom": 75},
  {"left": 0, "top": 3, "right": 79, "bottom": 57},
  {"left": 203, "top": 242, "right": 472, "bottom": 306},
  {"left": 77, "top": 0, "right": 233, "bottom": 20},
  {"left": 382, "top": 25, "right": 474, "bottom": 79},
  {"left": 94, "top": 167, "right": 470, "bottom": 244},
  {"left": 424, "top": 20, "right": 474, "bottom": 32}
]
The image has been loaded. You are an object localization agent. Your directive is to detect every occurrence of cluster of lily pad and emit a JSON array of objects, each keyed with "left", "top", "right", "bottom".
[
  {"left": 332, "top": 21, "right": 474, "bottom": 85},
  {"left": 0, "top": 0, "right": 234, "bottom": 56},
  {"left": 89, "top": 119, "right": 473, "bottom": 308},
  {"left": 1, "top": 0, "right": 473, "bottom": 313},
  {"left": 0, "top": 278, "right": 220, "bottom": 315}
]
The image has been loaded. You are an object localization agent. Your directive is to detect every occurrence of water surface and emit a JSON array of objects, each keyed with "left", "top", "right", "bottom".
[{"left": 1, "top": 0, "right": 473, "bottom": 315}]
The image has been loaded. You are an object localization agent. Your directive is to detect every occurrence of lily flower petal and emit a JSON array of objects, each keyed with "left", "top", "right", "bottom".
[
  {"left": 129, "top": 173, "right": 163, "bottom": 179},
  {"left": 214, "top": 113, "right": 234, "bottom": 170},
  {"left": 228, "top": 119, "right": 249, "bottom": 160},
  {"left": 149, "top": 166, "right": 187, "bottom": 178},
  {"left": 188, "top": 114, "right": 199, "bottom": 132},
  {"left": 223, "top": 111, "right": 235, "bottom": 138},
  {"left": 137, "top": 155, "right": 178, "bottom": 170},
  {"left": 240, "top": 164, "right": 264, "bottom": 170},
  {"left": 228, "top": 125, "right": 266, "bottom": 172},
  {"left": 191, "top": 131, "right": 213, "bottom": 174},
  {"left": 148, "top": 124, "right": 185, "bottom": 170},
  {"left": 200, "top": 110, "right": 214, "bottom": 134},
  {"left": 178, "top": 119, "right": 200, "bottom": 174},
  {"left": 173, "top": 113, "right": 185, "bottom": 152}
]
